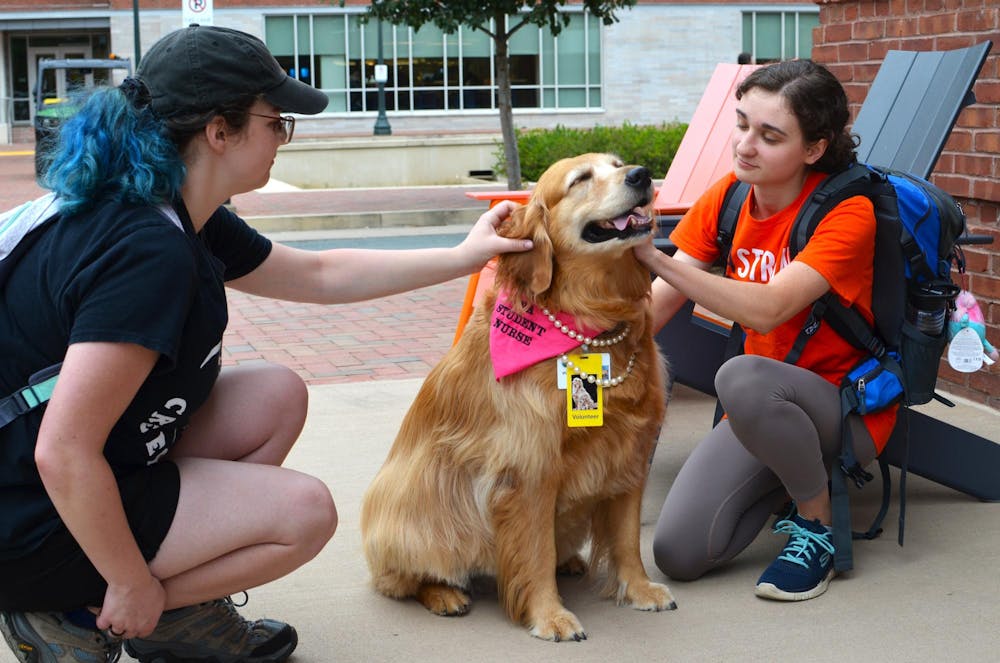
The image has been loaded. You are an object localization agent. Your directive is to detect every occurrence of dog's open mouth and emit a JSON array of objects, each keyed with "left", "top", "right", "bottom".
[{"left": 581, "top": 207, "right": 653, "bottom": 243}]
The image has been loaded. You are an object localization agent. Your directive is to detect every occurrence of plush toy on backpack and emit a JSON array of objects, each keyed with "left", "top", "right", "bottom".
[{"left": 948, "top": 289, "right": 999, "bottom": 363}]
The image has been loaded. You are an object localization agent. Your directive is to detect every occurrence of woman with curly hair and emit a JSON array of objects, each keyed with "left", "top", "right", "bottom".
[{"left": 637, "top": 60, "right": 889, "bottom": 602}]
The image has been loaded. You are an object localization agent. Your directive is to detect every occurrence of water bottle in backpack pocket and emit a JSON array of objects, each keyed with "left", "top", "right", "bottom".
[
  {"left": 900, "top": 279, "right": 960, "bottom": 405},
  {"left": 906, "top": 280, "right": 961, "bottom": 337}
]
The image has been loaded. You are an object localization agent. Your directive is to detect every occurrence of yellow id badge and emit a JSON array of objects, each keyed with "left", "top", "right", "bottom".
[{"left": 566, "top": 353, "right": 603, "bottom": 427}]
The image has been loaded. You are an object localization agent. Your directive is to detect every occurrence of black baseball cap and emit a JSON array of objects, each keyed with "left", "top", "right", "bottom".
[{"left": 136, "top": 24, "right": 328, "bottom": 117}]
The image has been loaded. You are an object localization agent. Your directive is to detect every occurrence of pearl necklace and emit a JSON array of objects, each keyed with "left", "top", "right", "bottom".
[
  {"left": 542, "top": 307, "right": 637, "bottom": 388},
  {"left": 560, "top": 352, "right": 638, "bottom": 388},
  {"left": 541, "top": 308, "right": 630, "bottom": 348}
]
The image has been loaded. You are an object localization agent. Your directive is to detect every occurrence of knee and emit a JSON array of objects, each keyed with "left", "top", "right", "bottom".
[
  {"left": 258, "top": 366, "right": 309, "bottom": 453},
  {"left": 715, "top": 355, "right": 763, "bottom": 400},
  {"left": 652, "top": 523, "right": 708, "bottom": 582},
  {"left": 289, "top": 475, "right": 338, "bottom": 557},
  {"left": 714, "top": 355, "right": 775, "bottom": 420},
  {"left": 268, "top": 364, "right": 309, "bottom": 425}
]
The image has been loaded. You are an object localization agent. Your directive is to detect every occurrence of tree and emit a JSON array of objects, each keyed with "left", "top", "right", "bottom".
[{"left": 357, "top": 0, "right": 637, "bottom": 190}]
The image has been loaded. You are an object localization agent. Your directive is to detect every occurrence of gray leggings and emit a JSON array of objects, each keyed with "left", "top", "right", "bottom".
[{"left": 652, "top": 354, "right": 877, "bottom": 581}]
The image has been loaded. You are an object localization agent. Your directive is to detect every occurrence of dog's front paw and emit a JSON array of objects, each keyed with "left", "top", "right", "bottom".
[
  {"left": 529, "top": 609, "right": 587, "bottom": 642},
  {"left": 622, "top": 580, "right": 677, "bottom": 611},
  {"left": 415, "top": 583, "right": 471, "bottom": 616}
]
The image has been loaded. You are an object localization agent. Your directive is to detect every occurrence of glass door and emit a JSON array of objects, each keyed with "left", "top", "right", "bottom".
[{"left": 27, "top": 45, "right": 92, "bottom": 121}]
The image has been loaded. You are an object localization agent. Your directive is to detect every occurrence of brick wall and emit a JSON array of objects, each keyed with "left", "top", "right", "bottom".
[{"left": 812, "top": 0, "right": 1000, "bottom": 409}]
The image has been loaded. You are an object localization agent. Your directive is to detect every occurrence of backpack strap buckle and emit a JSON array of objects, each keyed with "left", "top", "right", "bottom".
[
  {"left": 0, "top": 386, "right": 40, "bottom": 429},
  {"left": 840, "top": 459, "right": 875, "bottom": 489},
  {"left": 0, "top": 367, "right": 60, "bottom": 430}
]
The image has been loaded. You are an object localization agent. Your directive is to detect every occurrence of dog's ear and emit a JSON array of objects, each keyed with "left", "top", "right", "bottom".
[{"left": 495, "top": 200, "right": 554, "bottom": 307}]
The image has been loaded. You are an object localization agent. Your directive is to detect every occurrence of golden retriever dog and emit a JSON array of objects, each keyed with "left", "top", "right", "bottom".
[{"left": 361, "top": 153, "right": 674, "bottom": 641}]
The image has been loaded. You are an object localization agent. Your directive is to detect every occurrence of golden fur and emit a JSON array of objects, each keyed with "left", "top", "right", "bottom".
[{"left": 360, "top": 153, "right": 674, "bottom": 641}]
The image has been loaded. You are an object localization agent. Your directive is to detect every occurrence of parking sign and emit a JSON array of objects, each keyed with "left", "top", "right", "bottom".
[{"left": 182, "top": 0, "right": 214, "bottom": 27}]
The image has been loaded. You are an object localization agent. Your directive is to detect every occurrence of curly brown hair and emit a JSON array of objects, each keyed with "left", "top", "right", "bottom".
[{"left": 736, "top": 60, "right": 858, "bottom": 173}]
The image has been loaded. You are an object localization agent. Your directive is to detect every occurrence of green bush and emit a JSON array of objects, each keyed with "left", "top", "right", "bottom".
[{"left": 494, "top": 122, "right": 688, "bottom": 182}]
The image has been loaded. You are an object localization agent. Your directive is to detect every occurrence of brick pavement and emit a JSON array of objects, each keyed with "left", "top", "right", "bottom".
[
  {"left": 0, "top": 144, "right": 45, "bottom": 210},
  {"left": 224, "top": 280, "right": 468, "bottom": 384},
  {"left": 1, "top": 142, "right": 477, "bottom": 385}
]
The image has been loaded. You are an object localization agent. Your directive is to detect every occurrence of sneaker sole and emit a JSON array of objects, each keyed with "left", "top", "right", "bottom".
[
  {"left": 754, "top": 568, "right": 835, "bottom": 601},
  {"left": 1, "top": 612, "right": 42, "bottom": 663},
  {"left": 123, "top": 628, "right": 297, "bottom": 663}
]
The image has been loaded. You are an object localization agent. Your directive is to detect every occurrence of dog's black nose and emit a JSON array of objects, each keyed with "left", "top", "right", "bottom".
[{"left": 625, "top": 166, "right": 651, "bottom": 190}]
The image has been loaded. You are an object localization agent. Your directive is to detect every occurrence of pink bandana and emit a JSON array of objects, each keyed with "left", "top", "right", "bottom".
[{"left": 489, "top": 290, "right": 604, "bottom": 380}]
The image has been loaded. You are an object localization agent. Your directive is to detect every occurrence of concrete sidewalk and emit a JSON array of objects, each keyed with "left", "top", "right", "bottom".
[
  {"left": 2, "top": 380, "right": 998, "bottom": 662},
  {"left": 229, "top": 380, "right": 1000, "bottom": 663}
]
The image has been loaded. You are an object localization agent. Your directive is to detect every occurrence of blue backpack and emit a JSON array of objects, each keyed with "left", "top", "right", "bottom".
[{"left": 715, "top": 161, "right": 967, "bottom": 572}]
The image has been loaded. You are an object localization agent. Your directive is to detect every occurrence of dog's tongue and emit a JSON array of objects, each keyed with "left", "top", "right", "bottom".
[
  {"left": 611, "top": 208, "right": 651, "bottom": 231},
  {"left": 611, "top": 215, "right": 630, "bottom": 231}
]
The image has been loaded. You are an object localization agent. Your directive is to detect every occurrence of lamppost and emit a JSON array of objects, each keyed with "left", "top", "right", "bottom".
[
  {"left": 133, "top": 0, "right": 142, "bottom": 66},
  {"left": 373, "top": 18, "right": 391, "bottom": 136}
]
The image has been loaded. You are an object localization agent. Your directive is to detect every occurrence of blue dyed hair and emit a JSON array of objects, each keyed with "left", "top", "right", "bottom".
[{"left": 41, "top": 86, "right": 186, "bottom": 215}]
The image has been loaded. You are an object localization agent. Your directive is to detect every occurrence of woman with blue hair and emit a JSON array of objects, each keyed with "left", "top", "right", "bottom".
[{"left": 0, "top": 24, "right": 529, "bottom": 663}]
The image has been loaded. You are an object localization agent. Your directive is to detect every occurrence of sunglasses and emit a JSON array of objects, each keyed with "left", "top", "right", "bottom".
[{"left": 247, "top": 112, "right": 296, "bottom": 144}]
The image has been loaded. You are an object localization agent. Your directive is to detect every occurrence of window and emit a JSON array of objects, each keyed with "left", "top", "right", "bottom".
[
  {"left": 742, "top": 10, "right": 819, "bottom": 64},
  {"left": 264, "top": 11, "right": 602, "bottom": 114}
]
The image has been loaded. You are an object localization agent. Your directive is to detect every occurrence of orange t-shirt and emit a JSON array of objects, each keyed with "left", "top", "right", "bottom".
[{"left": 670, "top": 171, "right": 898, "bottom": 452}]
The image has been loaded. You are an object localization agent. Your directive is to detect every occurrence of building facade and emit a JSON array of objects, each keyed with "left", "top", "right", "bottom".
[{"left": 0, "top": 0, "right": 818, "bottom": 141}]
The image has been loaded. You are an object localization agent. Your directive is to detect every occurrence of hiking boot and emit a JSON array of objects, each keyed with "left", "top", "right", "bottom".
[
  {"left": 755, "top": 513, "right": 835, "bottom": 601},
  {"left": 0, "top": 610, "right": 121, "bottom": 662},
  {"left": 122, "top": 596, "right": 296, "bottom": 663}
]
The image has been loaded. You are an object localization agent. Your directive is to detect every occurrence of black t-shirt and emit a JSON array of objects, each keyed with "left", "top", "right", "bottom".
[{"left": 0, "top": 198, "right": 271, "bottom": 560}]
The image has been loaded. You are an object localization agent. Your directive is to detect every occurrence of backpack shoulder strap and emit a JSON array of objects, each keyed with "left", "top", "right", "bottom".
[
  {"left": 0, "top": 194, "right": 62, "bottom": 290},
  {"left": 784, "top": 163, "right": 890, "bottom": 361},
  {"left": 710, "top": 180, "right": 752, "bottom": 425},
  {"left": 0, "top": 193, "right": 61, "bottom": 260},
  {"left": 716, "top": 180, "right": 751, "bottom": 268},
  {"left": 788, "top": 162, "right": 882, "bottom": 258}
]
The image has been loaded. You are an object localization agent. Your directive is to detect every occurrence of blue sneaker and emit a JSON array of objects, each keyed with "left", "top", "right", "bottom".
[
  {"left": 755, "top": 513, "right": 835, "bottom": 601},
  {"left": 771, "top": 500, "right": 797, "bottom": 527}
]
